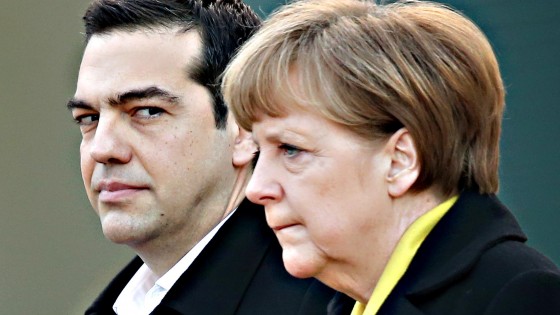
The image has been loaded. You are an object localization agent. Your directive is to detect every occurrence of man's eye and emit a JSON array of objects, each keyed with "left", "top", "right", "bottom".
[
  {"left": 134, "top": 107, "right": 164, "bottom": 119},
  {"left": 75, "top": 114, "right": 99, "bottom": 126},
  {"left": 279, "top": 143, "right": 302, "bottom": 157}
]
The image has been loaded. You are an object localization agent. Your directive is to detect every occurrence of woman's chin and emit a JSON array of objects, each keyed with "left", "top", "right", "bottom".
[{"left": 282, "top": 248, "right": 323, "bottom": 279}]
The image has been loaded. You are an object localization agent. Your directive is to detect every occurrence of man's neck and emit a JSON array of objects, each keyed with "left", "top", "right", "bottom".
[
  {"left": 134, "top": 166, "right": 251, "bottom": 277},
  {"left": 135, "top": 235, "right": 200, "bottom": 277}
]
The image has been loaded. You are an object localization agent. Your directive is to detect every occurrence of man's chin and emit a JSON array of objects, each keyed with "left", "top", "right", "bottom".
[
  {"left": 102, "top": 228, "right": 139, "bottom": 245},
  {"left": 100, "top": 216, "right": 148, "bottom": 245}
]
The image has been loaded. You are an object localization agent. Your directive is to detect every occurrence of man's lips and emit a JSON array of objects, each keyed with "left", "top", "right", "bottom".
[{"left": 95, "top": 180, "right": 149, "bottom": 203}]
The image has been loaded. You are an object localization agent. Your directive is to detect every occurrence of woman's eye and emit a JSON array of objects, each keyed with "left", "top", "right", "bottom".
[
  {"left": 279, "top": 144, "right": 302, "bottom": 157},
  {"left": 75, "top": 114, "right": 99, "bottom": 126},
  {"left": 134, "top": 107, "right": 164, "bottom": 119}
]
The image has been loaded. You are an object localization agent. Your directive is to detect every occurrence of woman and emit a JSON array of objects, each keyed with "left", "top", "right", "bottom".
[{"left": 222, "top": 0, "right": 560, "bottom": 314}]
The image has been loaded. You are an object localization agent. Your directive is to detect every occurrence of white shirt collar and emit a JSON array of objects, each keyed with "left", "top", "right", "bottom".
[{"left": 113, "top": 209, "right": 237, "bottom": 315}]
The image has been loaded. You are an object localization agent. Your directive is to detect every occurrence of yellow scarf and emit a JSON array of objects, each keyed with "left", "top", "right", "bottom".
[{"left": 351, "top": 196, "right": 458, "bottom": 315}]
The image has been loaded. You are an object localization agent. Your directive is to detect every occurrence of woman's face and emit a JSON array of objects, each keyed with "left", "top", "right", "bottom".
[{"left": 247, "top": 108, "right": 401, "bottom": 290}]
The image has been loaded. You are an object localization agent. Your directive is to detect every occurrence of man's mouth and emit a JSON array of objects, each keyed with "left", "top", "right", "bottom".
[{"left": 96, "top": 180, "right": 149, "bottom": 203}]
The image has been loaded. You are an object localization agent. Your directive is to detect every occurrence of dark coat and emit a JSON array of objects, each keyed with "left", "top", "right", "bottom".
[
  {"left": 329, "top": 192, "right": 560, "bottom": 315},
  {"left": 331, "top": 191, "right": 560, "bottom": 314},
  {"left": 86, "top": 198, "right": 339, "bottom": 315}
]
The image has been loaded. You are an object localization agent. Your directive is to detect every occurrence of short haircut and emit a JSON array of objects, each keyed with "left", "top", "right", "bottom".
[
  {"left": 223, "top": 0, "right": 505, "bottom": 196},
  {"left": 83, "top": 0, "right": 261, "bottom": 128}
]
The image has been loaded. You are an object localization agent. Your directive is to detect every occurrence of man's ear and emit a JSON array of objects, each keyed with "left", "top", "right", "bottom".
[
  {"left": 233, "top": 126, "right": 258, "bottom": 167},
  {"left": 385, "top": 128, "right": 420, "bottom": 198}
]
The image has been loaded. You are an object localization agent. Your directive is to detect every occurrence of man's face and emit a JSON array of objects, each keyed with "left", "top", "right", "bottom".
[{"left": 70, "top": 30, "right": 238, "bottom": 251}]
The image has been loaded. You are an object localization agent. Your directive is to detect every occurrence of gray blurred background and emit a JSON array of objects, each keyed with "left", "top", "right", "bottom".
[{"left": 1, "top": 0, "right": 558, "bottom": 313}]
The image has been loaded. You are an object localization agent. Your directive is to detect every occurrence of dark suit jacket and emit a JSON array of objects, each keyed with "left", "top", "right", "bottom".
[{"left": 86, "top": 198, "right": 339, "bottom": 315}]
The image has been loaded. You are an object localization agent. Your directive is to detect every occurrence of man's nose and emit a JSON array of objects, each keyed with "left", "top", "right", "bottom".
[{"left": 89, "top": 114, "right": 132, "bottom": 164}]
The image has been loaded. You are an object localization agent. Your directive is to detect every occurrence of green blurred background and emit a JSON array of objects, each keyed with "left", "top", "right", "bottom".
[{"left": 1, "top": 0, "right": 558, "bottom": 313}]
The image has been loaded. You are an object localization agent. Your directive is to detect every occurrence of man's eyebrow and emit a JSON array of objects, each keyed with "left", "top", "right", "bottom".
[
  {"left": 66, "top": 86, "right": 180, "bottom": 111},
  {"left": 67, "top": 98, "right": 92, "bottom": 111},
  {"left": 109, "top": 86, "right": 180, "bottom": 106}
]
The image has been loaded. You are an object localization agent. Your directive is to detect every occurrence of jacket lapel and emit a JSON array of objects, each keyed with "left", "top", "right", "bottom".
[
  {"left": 85, "top": 256, "right": 144, "bottom": 315},
  {"left": 153, "top": 199, "right": 274, "bottom": 314}
]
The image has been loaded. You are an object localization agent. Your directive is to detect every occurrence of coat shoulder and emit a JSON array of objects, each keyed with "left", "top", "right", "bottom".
[{"left": 475, "top": 240, "right": 560, "bottom": 314}]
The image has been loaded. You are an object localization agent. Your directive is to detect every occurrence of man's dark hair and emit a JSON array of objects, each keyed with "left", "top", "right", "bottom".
[{"left": 83, "top": 0, "right": 261, "bottom": 128}]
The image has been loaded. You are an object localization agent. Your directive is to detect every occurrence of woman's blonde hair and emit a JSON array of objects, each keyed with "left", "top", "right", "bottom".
[{"left": 222, "top": 0, "right": 505, "bottom": 195}]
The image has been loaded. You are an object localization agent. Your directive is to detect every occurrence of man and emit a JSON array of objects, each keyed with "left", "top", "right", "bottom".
[{"left": 67, "top": 0, "right": 341, "bottom": 314}]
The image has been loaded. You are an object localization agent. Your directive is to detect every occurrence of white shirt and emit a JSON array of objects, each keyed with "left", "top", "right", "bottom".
[{"left": 113, "top": 210, "right": 236, "bottom": 315}]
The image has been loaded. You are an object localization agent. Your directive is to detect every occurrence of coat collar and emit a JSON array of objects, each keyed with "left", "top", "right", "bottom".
[
  {"left": 329, "top": 192, "right": 527, "bottom": 315},
  {"left": 402, "top": 191, "right": 527, "bottom": 299}
]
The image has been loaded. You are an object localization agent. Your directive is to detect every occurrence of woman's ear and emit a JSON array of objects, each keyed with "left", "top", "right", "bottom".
[
  {"left": 385, "top": 128, "right": 420, "bottom": 198},
  {"left": 233, "top": 126, "right": 258, "bottom": 168}
]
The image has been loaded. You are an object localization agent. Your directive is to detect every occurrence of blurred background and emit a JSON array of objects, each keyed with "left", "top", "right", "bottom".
[{"left": 1, "top": 0, "right": 558, "bottom": 313}]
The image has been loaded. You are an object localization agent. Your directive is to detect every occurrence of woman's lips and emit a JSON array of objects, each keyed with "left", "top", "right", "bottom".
[{"left": 272, "top": 223, "right": 298, "bottom": 232}]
